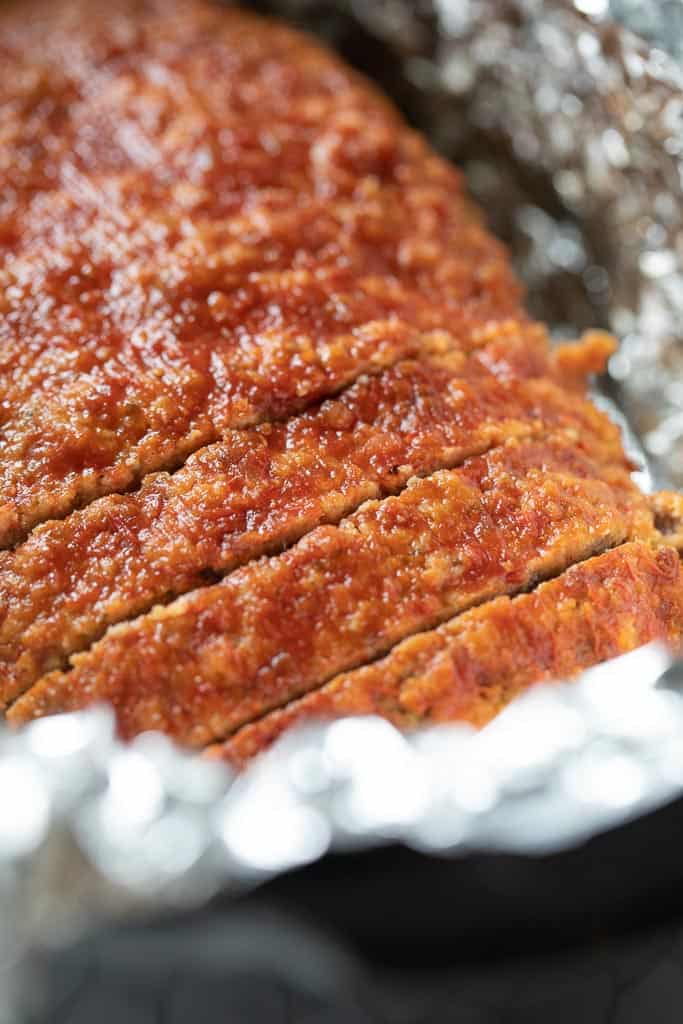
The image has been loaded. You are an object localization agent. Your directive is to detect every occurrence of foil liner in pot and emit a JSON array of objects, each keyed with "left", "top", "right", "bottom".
[
  {"left": 263, "top": 0, "right": 683, "bottom": 486},
  {"left": 429, "top": 0, "right": 683, "bottom": 489},
  {"left": 2, "top": 2, "right": 683, "bottom": 1020},
  {"left": 2, "top": 647, "right": 683, "bottom": 1022}
]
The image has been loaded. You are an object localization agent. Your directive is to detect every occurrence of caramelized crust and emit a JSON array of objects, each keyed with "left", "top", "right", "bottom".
[
  {"left": 0, "top": 338, "right": 627, "bottom": 703},
  {"left": 0, "top": 0, "right": 525, "bottom": 547},
  {"left": 214, "top": 543, "right": 683, "bottom": 769},
  {"left": 9, "top": 435, "right": 656, "bottom": 745},
  {"left": 2, "top": 1, "right": 681, "bottom": 753}
]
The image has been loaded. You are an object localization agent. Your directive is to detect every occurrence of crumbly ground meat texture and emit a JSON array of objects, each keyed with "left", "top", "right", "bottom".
[
  {"left": 0, "top": 335, "right": 628, "bottom": 704},
  {"left": 3, "top": 0, "right": 682, "bottom": 753},
  {"left": 0, "top": 0, "right": 527, "bottom": 548},
  {"left": 8, "top": 433, "right": 658, "bottom": 744},
  {"left": 651, "top": 491, "right": 683, "bottom": 552},
  {"left": 214, "top": 542, "right": 683, "bottom": 768}
]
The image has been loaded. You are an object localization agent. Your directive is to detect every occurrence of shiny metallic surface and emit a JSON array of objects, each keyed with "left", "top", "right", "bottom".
[
  {"left": 269, "top": 0, "right": 683, "bottom": 486},
  {"left": 2, "top": 645, "right": 683, "bottom": 1022},
  {"left": 435, "top": 0, "right": 683, "bottom": 489}
]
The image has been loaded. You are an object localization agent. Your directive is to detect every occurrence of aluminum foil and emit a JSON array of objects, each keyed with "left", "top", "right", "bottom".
[
  {"left": 2, "top": 1, "right": 683, "bottom": 1020},
  {"left": 262, "top": 0, "right": 683, "bottom": 486},
  {"left": 428, "top": 0, "right": 683, "bottom": 488},
  {"left": 3, "top": 646, "right": 683, "bottom": 1022}
]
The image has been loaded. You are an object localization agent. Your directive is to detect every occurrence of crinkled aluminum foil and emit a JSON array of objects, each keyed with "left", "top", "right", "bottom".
[
  {"left": 267, "top": 0, "right": 683, "bottom": 485},
  {"left": 2, "top": 1, "right": 683, "bottom": 1020},
  {"left": 3, "top": 646, "right": 683, "bottom": 1022},
  {"left": 429, "top": 0, "right": 683, "bottom": 488}
]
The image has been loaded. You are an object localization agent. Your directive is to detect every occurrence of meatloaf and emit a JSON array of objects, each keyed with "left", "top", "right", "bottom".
[{"left": 1, "top": 0, "right": 682, "bottom": 763}]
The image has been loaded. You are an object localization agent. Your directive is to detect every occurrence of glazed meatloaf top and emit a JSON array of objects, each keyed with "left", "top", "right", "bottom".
[{"left": 1, "top": 0, "right": 682, "bottom": 762}]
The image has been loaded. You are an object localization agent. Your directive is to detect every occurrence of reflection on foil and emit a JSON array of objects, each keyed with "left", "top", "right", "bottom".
[
  {"left": 2, "top": 646, "right": 683, "bottom": 1021},
  {"left": 438, "top": 0, "right": 683, "bottom": 489},
  {"left": 265, "top": 0, "right": 683, "bottom": 486},
  {"left": 2, "top": 1, "right": 683, "bottom": 1021}
]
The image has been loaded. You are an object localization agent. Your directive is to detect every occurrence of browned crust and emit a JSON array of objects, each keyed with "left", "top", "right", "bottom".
[
  {"left": 8, "top": 433, "right": 657, "bottom": 745},
  {"left": 2, "top": 0, "right": 680, "bottom": 755},
  {"left": 212, "top": 543, "right": 683, "bottom": 769},
  {"left": 0, "top": 335, "right": 626, "bottom": 703},
  {"left": 0, "top": 0, "right": 527, "bottom": 546}
]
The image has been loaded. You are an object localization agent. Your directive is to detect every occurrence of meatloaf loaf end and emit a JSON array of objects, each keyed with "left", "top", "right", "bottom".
[{"left": 1, "top": 0, "right": 682, "bottom": 763}]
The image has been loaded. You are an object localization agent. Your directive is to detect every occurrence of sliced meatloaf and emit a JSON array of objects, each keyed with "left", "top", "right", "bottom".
[
  {"left": 7, "top": 434, "right": 664, "bottom": 744},
  {"left": 2, "top": 0, "right": 682, "bottom": 759},
  {"left": 214, "top": 542, "right": 683, "bottom": 768},
  {"left": 0, "top": 0, "right": 524, "bottom": 547},
  {"left": 0, "top": 334, "right": 626, "bottom": 702}
]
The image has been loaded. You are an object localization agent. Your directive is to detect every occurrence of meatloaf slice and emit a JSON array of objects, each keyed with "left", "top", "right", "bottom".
[
  {"left": 0, "top": 0, "right": 525, "bottom": 547},
  {"left": 214, "top": 542, "right": 683, "bottom": 769},
  {"left": 8, "top": 433, "right": 658, "bottom": 746},
  {"left": 0, "top": 334, "right": 625, "bottom": 704}
]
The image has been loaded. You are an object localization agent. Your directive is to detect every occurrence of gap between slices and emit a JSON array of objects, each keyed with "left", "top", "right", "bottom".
[
  {"left": 0, "top": 331, "right": 624, "bottom": 704},
  {"left": 0, "top": 1, "right": 527, "bottom": 547},
  {"left": 8, "top": 431, "right": 662, "bottom": 745},
  {"left": 211, "top": 541, "right": 683, "bottom": 769}
]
